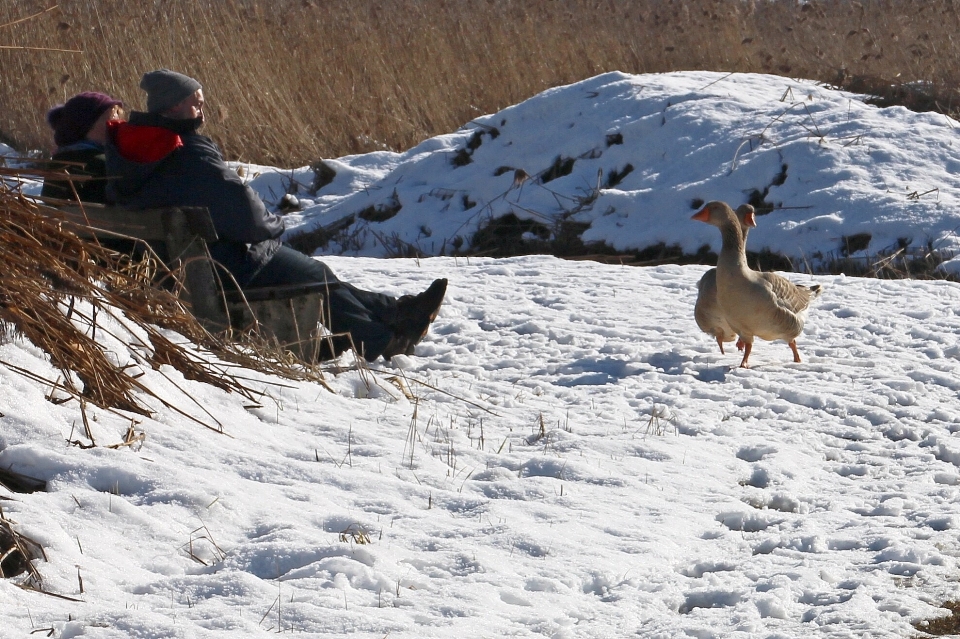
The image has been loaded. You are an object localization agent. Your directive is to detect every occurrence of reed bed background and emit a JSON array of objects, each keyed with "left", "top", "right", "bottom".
[{"left": 1, "top": 0, "right": 959, "bottom": 167}]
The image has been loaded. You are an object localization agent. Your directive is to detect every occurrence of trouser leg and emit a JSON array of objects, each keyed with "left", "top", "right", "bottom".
[{"left": 246, "top": 246, "right": 397, "bottom": 360}]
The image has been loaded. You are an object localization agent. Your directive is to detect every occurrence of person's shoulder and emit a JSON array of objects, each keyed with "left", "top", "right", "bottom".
[
  {"left": 52, "top": 143, "right": 104, "bottom": 163},
  {"left": 180, "top": 132, "right": 217, "bottom": 147},
  {"left": 178, "top": 132, "right": 227, "bottom": 165}
]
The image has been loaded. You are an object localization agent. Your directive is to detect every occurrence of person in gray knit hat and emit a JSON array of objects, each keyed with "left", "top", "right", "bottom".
[
  {"left": 140, "top": 69, "right": 202, "bottom": 115},
  {"left": 105, "top": 69, "right": 447, "bottom": 362}
]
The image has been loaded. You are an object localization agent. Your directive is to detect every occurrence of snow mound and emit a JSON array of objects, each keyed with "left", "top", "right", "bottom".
[{"left": 248, "top": 71, "right": 960, "bottom": 268}]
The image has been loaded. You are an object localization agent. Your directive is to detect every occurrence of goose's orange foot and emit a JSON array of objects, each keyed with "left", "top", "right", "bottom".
[
  {"left": 738, "top": 342, "right": 752, "bottom": 368},
  {"left": 789, "top": 341, "right": 802, "bottom": 363}
]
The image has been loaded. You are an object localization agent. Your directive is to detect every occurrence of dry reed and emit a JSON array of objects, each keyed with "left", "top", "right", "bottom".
[
  {"left": 0, "top": 513, "right": 45, "bottom": 584},
  {"left": 0, "top": 0, "right": 958, "bottom": 166},
  {"left": 0, "top": 166, "right": 331, "bottom": 424}
]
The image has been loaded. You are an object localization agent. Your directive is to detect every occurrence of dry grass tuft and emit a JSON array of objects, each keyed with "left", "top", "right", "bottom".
[
  {"left": 1, "top": 1, "right": 960, "bottom": 166},
  {"left": 0, "top": 513, "right": 45, "bottom": 582},
  {"left": 0, "top": 166, "right": 332, "bottom": 428},
  {"left": 914, "top": 600, "right": 960, "bottom": 636},
  {"left": 339, "top": 523, "right": 372, "bottom": 545}
]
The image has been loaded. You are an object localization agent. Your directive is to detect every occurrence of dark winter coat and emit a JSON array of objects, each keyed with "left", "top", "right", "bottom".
[
  {"left": 41, "top": 141, "right": 109, "bottom": 203},
  {"left": 104, "top": 112, "right": 284, "bottom": 284}
]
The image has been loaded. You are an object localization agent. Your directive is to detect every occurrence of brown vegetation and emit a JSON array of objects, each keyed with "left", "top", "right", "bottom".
[
  {"left": 1, "top": 0, "right": 959, "bottom": 166},
  {"left": 0, "top": 167, "right": 332, "bottom": 426},
  {"left": 915, "top": 600, "right": 960, "bottom": 636}
]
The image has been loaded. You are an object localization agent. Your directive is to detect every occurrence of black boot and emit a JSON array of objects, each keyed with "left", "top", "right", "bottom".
[
  {"left": 381, "top": 333, "right": 412, "bottom": 360},
  {"left": 316, "top": 334, "right": 352, "bottom": 362},
  {"left": 389, "top": 278, "right": 447, "bottom": 356}
]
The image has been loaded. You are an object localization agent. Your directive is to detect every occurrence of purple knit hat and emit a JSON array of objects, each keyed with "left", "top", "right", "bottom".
[{"left": 46, "top": 92, "right": 122, "bottom": 147}]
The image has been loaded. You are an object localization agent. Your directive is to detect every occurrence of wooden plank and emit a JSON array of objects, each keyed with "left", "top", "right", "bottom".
[
  {"left": 159, "top": 208, "right": 229, "bottom": 331},
  {"left": 224, "top": 281, "right": 340, "bottom": 304},
  {"left": 228, "top": 293, "right": 324, "bottom": 361},
  {"left": 178, "top": 207, "right": 218, "bottom": 242},
  {"left": 42, "top": 204, "right": 228, "bottom": 330},
  {"left": 47, "top": 205, "right": 218, "bottom": 243},
  {"left": 52, "top": 203, "right": 166, "bottom": 240}
]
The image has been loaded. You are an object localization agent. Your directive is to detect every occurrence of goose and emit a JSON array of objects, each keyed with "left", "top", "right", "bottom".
[
  {"left": 691, "top": 201, "right": 821, "bottom": 368},
  {"left": 694, "top": 204, "right": 755, "bottom": 354}
]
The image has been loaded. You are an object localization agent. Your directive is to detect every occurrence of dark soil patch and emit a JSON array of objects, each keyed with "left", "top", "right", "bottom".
[
  {"left": 469, "top": 215, "right": 617, "bottom": 258},
  {"left": 840, "top": 74, "right": 959, "bottom": 116},
  {"left": 285, "top": 214, "right": 357, "bottom": 255},
  {"left": 541, "top": 156, "right": 576, "bottom": 183},
  {"left": 0, "top": 517, "right": 44, "bottom": 580},
  {"left": 605, "top": 132, "right": 623, "bottom": 146},
  {"left": 605, "top": 163, "right": 634, "bottom": 188},
  {"left": 0, "top": 523, "right": 30, "bottom": 578},
  {"left": 309, "top": 160, "right": 337, "bottom": 194},
  {"left": 469, "top": 213, "right": 552, "bottom": 256},
  {"left": 914, "top": 600, "right": 960, "bottom": 636},
  {"left": 450, "top": 127, "right": 500, "bottom": 168},
  {"left": 451, "top": 148, "right": 473, "bottom": 167},
  {"left": 354, "top": 190, "right": 403, "bottom": 224},
  {"left": 748, "top": 163, "right": 788, "bottom": 215},
  {"left": 840, "top": 232, "right": 872, "bottom": 256}
]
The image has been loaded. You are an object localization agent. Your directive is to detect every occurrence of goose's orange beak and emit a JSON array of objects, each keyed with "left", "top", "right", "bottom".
[{"left": 691, "top": 207, "right": 710, "bottom": 222}]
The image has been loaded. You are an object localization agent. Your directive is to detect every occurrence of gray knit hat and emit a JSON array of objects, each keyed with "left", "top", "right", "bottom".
[{"left": 140, "top": 69, "right": 202, "bottom": 114}]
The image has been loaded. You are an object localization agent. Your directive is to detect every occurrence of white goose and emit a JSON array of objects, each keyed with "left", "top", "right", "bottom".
[
  {"left": 692, "top": 201, "right": 821, "bottom": 368},
  {"left": 694, "top": 204, "right": 754, "bottom": 354}
]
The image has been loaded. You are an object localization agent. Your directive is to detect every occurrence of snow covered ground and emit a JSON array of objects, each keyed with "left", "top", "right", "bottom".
[{"left": 3, "top": 71, "right": 960, "bottom": 637}]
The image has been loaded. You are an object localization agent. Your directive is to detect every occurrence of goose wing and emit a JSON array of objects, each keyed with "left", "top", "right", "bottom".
[{"left": 757, "top": 272, "right": 822, "bottom": 315}]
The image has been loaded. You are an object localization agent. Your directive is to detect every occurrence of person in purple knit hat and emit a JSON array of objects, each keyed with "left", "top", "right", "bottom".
[{"left": 41, "top": 92, "right": 124, "bottom": 203}]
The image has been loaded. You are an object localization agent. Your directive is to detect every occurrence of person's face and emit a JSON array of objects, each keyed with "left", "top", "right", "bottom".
[
  {"left": 166, "top": 89, "right": 204, "bottom": 123},
  {"left": 86, "top": 103, "right": 123, "bottom": 144}
]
